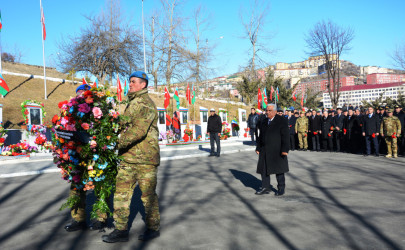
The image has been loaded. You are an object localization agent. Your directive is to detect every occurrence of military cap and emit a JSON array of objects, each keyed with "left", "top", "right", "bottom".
[
  {"left": 277, "top": 108, "right": 283, "bottom": 112},
  {"left": 328, "top": 110, "right": 333, "bottom": 114},
  {"left": 210, "top": 108, "right": 215, "bottom": 112},
  {"left": 76, "top": 84, "right": 90, "bottom": 93},
  {"left": 129, "top": 71, "right": 149, "bottom": 83},
  {"left": 336, "top": 107, "right": 342, "bottom": 110},
  {"left": 378, "top": 106, "right": 385, "bottom": 110},
  {"left": 386, "top": 108, "right": 393, "bottom": 113},
  {"left": 394, "top": 104, "right": 401, "bottom": 109}
]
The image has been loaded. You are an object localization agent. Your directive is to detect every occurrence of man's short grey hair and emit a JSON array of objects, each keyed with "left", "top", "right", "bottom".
[{"left": 267, "top": 103, "right": 277, "bottom": 110}]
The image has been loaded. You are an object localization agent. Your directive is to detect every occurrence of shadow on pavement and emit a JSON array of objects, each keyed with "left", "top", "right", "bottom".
[{"left": 229, "top": 169, "right": 261, "bottom": 191}]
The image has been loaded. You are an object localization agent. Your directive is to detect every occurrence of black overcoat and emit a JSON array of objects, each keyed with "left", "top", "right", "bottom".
[{"left": 256, "top": 115, "right": 290, "bottom": 175}]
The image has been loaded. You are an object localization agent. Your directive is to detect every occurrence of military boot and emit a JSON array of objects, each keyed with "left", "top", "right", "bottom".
[
  {"left": 102, "top": 229, "right": 129, "bottom": 243},
  {"left": 138, "top": 229, "right": 160, "bottom": 241},
  {"left": 385, "top": 154, "right": 392, "bottom": 158},
  {"left": 64, "top": 220, "right": 86, "bottom": 232},
  {"left": 393, "top": 154, "right": 398, "bottom": 158}
]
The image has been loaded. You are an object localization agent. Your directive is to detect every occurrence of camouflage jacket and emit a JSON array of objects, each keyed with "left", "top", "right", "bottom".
[
  {"left": 118, "top": 88, "right": 160, "bottom": 166},
  {"left": 380, "top": 116, "right": 401, "bottom": 137},
  {"left": 295, "top": 116, "right": 309, "bottom": 133}
]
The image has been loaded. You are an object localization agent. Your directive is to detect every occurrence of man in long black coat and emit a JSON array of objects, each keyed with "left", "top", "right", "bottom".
[
  {"left": 255, "top": 104, "right": 289, "bottom": 196},
  {"left": 333, "top": 108, "right": 345, "bottom": 152},
  {"left": 362, "top": 107, "right": 380, "bottom": 156},
  {"left": 308, "top": 109, "right": 321, "bottom": 151},
  {"left": 287, "top": 110, "right": 297, "bottom": 151},
  {"left": 320, "top": 110, "right": 334, "bottom": 152}
]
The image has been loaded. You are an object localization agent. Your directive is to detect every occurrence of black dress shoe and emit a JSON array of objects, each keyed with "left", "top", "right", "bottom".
[
  {"left": 138, "top": 229, "right": 160, "bottom": 241},
  {"left": 216, "top": 154, "right": 220, "bottom": 157},
  {"left": 89, "top": 220, "right": 106, "bottom": 231},
  {"left": 208, "top": 153, "right": 216, "bottom": 157},
  {"left": 275, "top": 188, "right": 285, "bottom": 196},
  {"left": 64, "top": 220, "right": 86, "bottom": 232},
  {"left": 102, "top": 229, "right": 129, "bottom": 243},
  {"left": 255, "top": 188, "right": 270, "bottom": 195}
]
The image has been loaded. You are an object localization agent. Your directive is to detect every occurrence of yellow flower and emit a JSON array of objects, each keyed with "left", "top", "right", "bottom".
[{"left": 88, "top": 170, "right": 96, "bottom": 177}]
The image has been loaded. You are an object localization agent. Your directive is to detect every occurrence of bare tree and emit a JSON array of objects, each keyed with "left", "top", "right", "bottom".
[
  {"left": 305, "top": 20, "right": 354, "bottom": 109},
  {"left": 58, "top": 0, "right": 142, "bottom": 84},
  {"left": 146, "top": 14, "right": 165, "bottom": 90},
  {"left": 391, "top": 44, "right": 405, "bottom": 70},
  {"left": 187, "top": 5, "right": 214, "bottom": 89},
  {"left": 239, "top": 0, "right": 272, "bottom": 73},
  {"left": 159, "top": 0, "right": 189, "bottom": 86}
]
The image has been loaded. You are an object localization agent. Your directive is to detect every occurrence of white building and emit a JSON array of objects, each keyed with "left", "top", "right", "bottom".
[{"left": 323, "top": 82, "right": 405, "bottom": 108}]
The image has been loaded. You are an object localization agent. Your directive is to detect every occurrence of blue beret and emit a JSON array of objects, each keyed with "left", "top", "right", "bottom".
[
  {"left": 76, "top": 84, "right": 90, "bottom": 93},
  {"left": 129, "top": 71, "right": 149, "bottom": 82}
]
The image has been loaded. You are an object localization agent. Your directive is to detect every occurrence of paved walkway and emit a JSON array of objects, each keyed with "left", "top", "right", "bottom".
[{"left": 0, "top": 142, "right": 405, "bottom": 249}]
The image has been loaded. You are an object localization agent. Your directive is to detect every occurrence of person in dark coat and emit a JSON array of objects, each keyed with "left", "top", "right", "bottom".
[
  {"left": 247, "top": 108, "right": 259, "bottom": 143},
  {"left": 320, "top": 110, "right": 334, "bottom": 152},
  {"left": 255, "top": 104, "right": 289, "bottom": 196},
  {"left": 343, "top": 108, "right": 362, "bottom": 154},
  {"left": 362, "top": 107, "right": 380, "bottom": 156},
  {"left": 207, "top": 108, "right": 222, "bottom": 157},
  {"left": 286, "top": 110, "right": 297, "bottom": 151},
  {"left": 333, "top": 108, "right": 344, "bottom": 152},
  {"left": 308, "top": 109, "right": 321, "bottom": 151}
]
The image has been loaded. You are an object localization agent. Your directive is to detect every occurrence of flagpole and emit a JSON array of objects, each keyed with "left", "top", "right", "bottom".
[
  {"left": 142, "top": 0, "right": 147, "bottom": 72},
  {"left": 40, "top": 0, "right": 47, "bottom": 100}
]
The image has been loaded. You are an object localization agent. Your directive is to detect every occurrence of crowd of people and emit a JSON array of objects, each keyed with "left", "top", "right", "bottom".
[{"left": 248, "top": 105, "right": 404, "bottom": 158}]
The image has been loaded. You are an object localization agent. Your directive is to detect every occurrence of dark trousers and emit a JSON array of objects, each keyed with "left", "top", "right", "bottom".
[
  {"left": 261, "top": 172, "right": 285, "bottom": 190},
  {"left": 311, "top": 134, "right": 320, "bottom": 151},
  {"left": 289, "top": 134, "right": 296, "bottom": 150},
  {"left": 322, "top": 137, "right": 333, "bottom": 151},
  {"left": 210, "top": 132, "right": 221, "bottom": 155},
  {"left": 365, "top": 135, "right": 379, "bottom": 155},
  {"left": 334, "top": 132, "right": 342, "bottom": 152},
  {"left": 249, "top": 127, "right": 256, "bottom": 142}
]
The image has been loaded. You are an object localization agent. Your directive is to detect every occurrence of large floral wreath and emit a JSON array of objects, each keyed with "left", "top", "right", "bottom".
[
  {"left": 21, "top": 99, "right": 46, "bottom": 125},
  {"left": 52, "top": 87, "right": 120, "bottom": 218}
]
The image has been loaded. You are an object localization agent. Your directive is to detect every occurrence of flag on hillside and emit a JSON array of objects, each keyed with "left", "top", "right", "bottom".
[
  {"left": 262, "top": 88, "right": 267, "bottom": 109},
  {"left": 300, "top": 91, "right": 304, "bottom": 107},
  {"left": 117, "top": 76, "right": 122, "bottom": 102},
  {"left": 191, "top": 84, "right": 196, "bottom": 105},
  {"left": 292, "top": 89, "right": 297, "bottom": 101},
  {"left": 174, "top": 87, "right": 180, "bottom": 109},
  {"left": 124, "top": 80, "right": 128, "bottom": 96},
  {"left": 275, "top": 87, "right": 279, "bottom": 102},
  {"left": 82, "top": 77, "right": 88, "bottom": 85},
  {"left": 40, "top": 6, "right": 46, "bottom": 40},
  {"left": 186, "top": 83, "right": 191, "bottom": 105},
  {"left": 270, "top": 86, "right": 274, "bottom": 101},
  {"left": 0, "top": 73, "right": 10, "bottom": 96},
  {"left": 258, "top": 88, "right": 262, "bottom": 109},
  {"left": 0, "top": 11, "right": 3, "bottom": 32},
  {"left": 304, "top": 93, "right": 307, "bottom": 104},
  {"left": 164, "top": 86, "right": 170, "bottom": 109}
]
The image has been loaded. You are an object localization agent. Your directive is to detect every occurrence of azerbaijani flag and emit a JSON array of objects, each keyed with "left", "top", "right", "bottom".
[
  {"left": 257, "top": 88, "right": 262, "bottom": 109},
  {"left": 275, "top": 87, "right": 279, "bottom": 102},
  {"left": 262, "top": 88, "right": 267, "bottom": 109},
  {"left": 292, "top": 89, "right": 297, "bottom": 101},
  {"left": 186, "top": 83, "right": 191, "bottom": 105},
  {"left": 41, "top": 6, "right": 46, "bottom": 40},
  {"left": 0, "top": 11, "right": 3, "bottom": 32},
  {"left": 0, "top": 74, "right": 10, "bottom": 96},
  {"left": 191, "top": 84, "right": 196, "bottom": 105},
  {"left": 124, "top": 80, "right": 128, "bottom": 96},
  {"left": 174, "top": 87, "right": 180, "bottom": 109},
  {"left": 270, "top": 86, "right": 274, "bottom": 101},
  {"left": 82, "top": 77, "right": 88, "bottom": 85}
]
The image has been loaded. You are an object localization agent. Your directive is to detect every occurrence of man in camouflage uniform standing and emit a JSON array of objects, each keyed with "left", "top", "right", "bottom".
[
  {"left": 295, "top": 111, "right": 309, "bottom": 151},
  {"left": 103, "top": 71, "right": 161, "bottom": 243},
  {"left": 380, "top": 108, "right": 402, "bottom": 158}
]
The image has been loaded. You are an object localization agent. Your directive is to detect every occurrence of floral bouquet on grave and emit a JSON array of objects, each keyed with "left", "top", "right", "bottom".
[
  {"left": 0, "top": 122, "right": 8, "bottom": 147},
  {"left": 52, "top": 87, "right": 121, "bottom": 218}
]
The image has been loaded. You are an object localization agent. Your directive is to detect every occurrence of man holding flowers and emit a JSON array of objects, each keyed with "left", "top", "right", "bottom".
[{"left": 102, "top": 71, "right": 161, "bottom": 243}]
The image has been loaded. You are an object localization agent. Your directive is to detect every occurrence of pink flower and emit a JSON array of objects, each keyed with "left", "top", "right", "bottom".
[
  {"left": 81, "top": 123, "right": 90, "bottom": 130},
  {"left": 92, "top": 107, "right": 103, "bottom": 119},
  {"left": 60, "top": 117, "right": 69, "bottom": 126},
  {"left": 66, "top": 124, "right": 77, "bottom": 131},
  {"left": 90, "top": 140, "right": 97, "bottom": 148},
  {"left": 88, "top": 165, "right": 93, "bottom": 170},
  {"left": 78, "top": 103, "right": 91, "bottom": 113},
  {"left": 72, "top": 175, "right": 80, "bottom": 183}
]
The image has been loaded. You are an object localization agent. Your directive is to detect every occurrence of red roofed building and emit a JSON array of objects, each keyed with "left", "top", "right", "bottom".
[
  {"left": 366, "top": 73, "right": 405, "bottom": 85},
  {"left": 323, "top": 82, "right": 405, "bottom": 108},
  {"left": 295, "top": 76, "right": 355, "bottom": 96}
]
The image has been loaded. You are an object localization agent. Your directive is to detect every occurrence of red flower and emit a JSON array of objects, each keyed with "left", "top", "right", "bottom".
[
  {"left": 24, "top": 110, "right": 29, "bottom": 115},
  {"left": 83, "top": 90, "right": 93, "bottom": 98},
  {"left": 328, "top": 133, "right": 332, "bottom": 137},
  {"left": 52, "top": 115, "right": 59, "bottom": 124},
  {"left": 58, "top": 100, "right": 68, "bottom": 109},
  {"left": 372, "top": 133, "right": 375, "bottom": 138},
  {"left": 392, "top": 133, "right": 396, "bottom": 139},
  {"left": 343, "top": 128, "right": 347, "bottom": 135},
  {"left": 0, "top": 138, "right": 5, "bottom": 143},
  {"left": 313, "top": 132, "right": 318, "bottom": 135},
  {"left": 330, "top": 126, "right": 334, "bottom": 130}
]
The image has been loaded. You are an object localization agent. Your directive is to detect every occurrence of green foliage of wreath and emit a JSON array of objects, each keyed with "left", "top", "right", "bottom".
[{"left": 20, "top": 99, "right": 46, "bottom": 124}]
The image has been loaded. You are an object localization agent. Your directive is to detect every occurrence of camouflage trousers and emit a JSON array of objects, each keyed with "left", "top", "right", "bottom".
[
  {"left": 113, "top": 162, "right": 160, "bottom": 231},
  {"left": 69, "top": 188, "right": 107, "bottom": 222},
  {"left": 298, "top": 132, "right": 308, "bottom": 149},
  {"left": 385, "top": 137, "right": 398, "bottom": 156}
]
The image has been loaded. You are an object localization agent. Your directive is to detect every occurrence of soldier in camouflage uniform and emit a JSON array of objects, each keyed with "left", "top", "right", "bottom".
[
  {"left": 380, "top": 108, "right": 402, "bottom": 158},
  {"left": 102, "top": 71, "right": 161, "bottom": 243},
  {"left": 295, "top": 111, "right": 309, "bottom": 151}
]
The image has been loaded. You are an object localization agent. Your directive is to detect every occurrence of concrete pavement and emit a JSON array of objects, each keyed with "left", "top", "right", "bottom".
[{"left": 0, "top": 143, "right": 405, "bottom": 249}]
